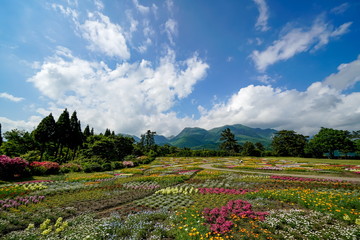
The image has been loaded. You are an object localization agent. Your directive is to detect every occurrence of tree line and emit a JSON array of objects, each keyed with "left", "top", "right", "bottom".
[
  {"left": 1, "top": 111, "right": 359, "bottom": 163},
  {"left": 0, "top": 109, "right": 158, "bottom": 166},
  {"left": 219, "top": 127, "right": 360, "bottom": 158}
]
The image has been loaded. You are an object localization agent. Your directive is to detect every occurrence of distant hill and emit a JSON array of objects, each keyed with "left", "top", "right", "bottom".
[{"left": 153, "top": 124, "right": 277, "bottom": 150}]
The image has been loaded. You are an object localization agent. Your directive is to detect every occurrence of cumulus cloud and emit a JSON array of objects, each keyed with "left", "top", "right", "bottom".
[
  {"left": 27, "top": 47, "right": 208, "bottom": 136},
  {"left": 324, "top": 55, "right": 360, "bottom": 90},
  {"left": 0, "top": 92, "right": 24, "bottom": 102},
  {"left": 196, "top": 81, "right": 360, "bottom": 135},
  {"left": 253, "top": 0, "right": 269, "bottom": 32},
  {"left": 251, "top": 17, "right": 352, "bottom": 71},
  {"left": 80, "top": 12, "right": 130, "bottom": 59},
  {"left": 0, "top": 116, "right": 42, "bottom": 135}
]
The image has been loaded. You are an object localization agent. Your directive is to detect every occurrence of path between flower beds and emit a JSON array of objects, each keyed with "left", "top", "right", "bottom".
[{"left": 200, "top": 164, "right": 360, "bottom": 183}]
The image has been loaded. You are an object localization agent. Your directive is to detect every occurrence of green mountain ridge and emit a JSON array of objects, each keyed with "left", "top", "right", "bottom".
[{"left": 155, "top": 124, "right": 277, "bottom": 150}]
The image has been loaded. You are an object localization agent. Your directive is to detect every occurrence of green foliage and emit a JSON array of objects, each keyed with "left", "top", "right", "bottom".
[
  {"left": 220, "top": 128, "right": 241, "bottom": 154},
  {"left": 271, "top": 130, "right": 308, "bottom": 157},
  {"left": 138, "top": 130, "right": 157, "bottom": 153},
  {"left": 83, "top": 163, "right": 103, "bottom": 173},
  {"left": 0, "top": 123, "right": 3, "bottom": 147},
  {"left": 33, "top": 113, "right": 56, "bottom": 161},
  {"left": 59, "top": 163, "right": 83, "bottom": 173},
  {"left": 80, "top": 134, "right": 134, "bottom": 162},
  {"left": 307, "top": 127, "right": 355, "bottom": 158},
  {"left": 20, "top": 150, "right": 41, "bottom": 163},
  {"left": 241, "top": 141, "right": 261, "bottom": 156},
  {"left": 0, "top": 129, "right": 36, "bottom": 157},
  {"left": 111, "top": 161, "right": 123, "bottom": 170},
  {"left": 101, "top": 162, "right": 112, "bottom": 171}
]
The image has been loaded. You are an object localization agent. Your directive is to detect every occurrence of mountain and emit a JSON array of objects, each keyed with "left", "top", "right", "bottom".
[{"left": 154, "top": 124, "right": 277, "bottom": 150}]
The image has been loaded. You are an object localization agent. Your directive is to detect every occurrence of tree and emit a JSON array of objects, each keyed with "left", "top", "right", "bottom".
[
  {"left": 69, "top": 111, "right": 83, "bottom": 160},
  {"left": 271, "top": 130, "right": 307, "bottom": 157},
  {"left": 104, "top": 128, "right": 111, "bottom": 137},
  {"left": 55, "top": 109, "right": 71, "bottom": 161},
  {"left": 0, "top": 123, "right": 3, "bottom": 147},
  {"left": 33, "top": 113, "right": 56, "bottom": 161},
  {"left": 241, "top": 142, "right": 257, "bottom": 156},
  {"left": 307, "top": 127, "right": 354, "bottom": 159},
  {"left": 83, "top": 125, "right": 91, "bottom": 138},
  {"left": 80, "top": 134, "right": 134, "bottom": 162},
  {"left": 254, "top": 142, "right": 265, "bottom": 156},
  {"left": 0, "top": 129, "right": 35, "bottom": 157},
  {"left": 219, "top": 128, "right": 240, "bottom": 154}
]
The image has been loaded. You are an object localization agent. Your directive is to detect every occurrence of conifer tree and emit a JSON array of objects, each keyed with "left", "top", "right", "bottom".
[
  {"left": 0, "top": 123, "right": 3, "bottom": 147},
  {"left": 104, "top": 128, "right": 111, "bottom": 137},
  {"left": 33, "top": 113, "right": 56, "bottom": 160},
  {"left": 83, "top": 124, "right": 91, "bottom": 138},
  {"left": 69, "top": 111, "right": 83, "bottom": 160},
  {"left": 55, "top": 109, "right": 71, "bottom": 161}
]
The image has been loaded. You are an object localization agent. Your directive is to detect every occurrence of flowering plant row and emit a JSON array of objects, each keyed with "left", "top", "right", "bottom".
[
  {"left": 203, "top": 199, "right": 268, "bottom": 233},
  {"left": 198, "top": 187, "right": 251, "bottom": 195},
  {"left": 122, "top": 181, "right": 160, "bottom": 190},
  {"left": 0, "top": 195, "right": 45, "bottom": 210},
  {"left": 155, "top": 186, "right": 198, "bottom": 195},
  {"left": 270, "top": 175, "right": 342, "bottom": 182}
]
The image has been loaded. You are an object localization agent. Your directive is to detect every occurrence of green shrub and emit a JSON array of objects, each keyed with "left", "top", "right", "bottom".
[
  {"left": 102, "top": 163, "right": 112, "bottom": 171},
  {"left": 83, "top": 163, "right": 103, "bottom": 173},
  {"left": 60, "top": 163, "right": 83, "bottom": 173},
  {"left": 111, "top": 161, "right": 123, "bottom": 170}
]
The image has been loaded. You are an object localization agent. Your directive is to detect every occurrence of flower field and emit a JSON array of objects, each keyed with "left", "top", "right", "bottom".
[{"left": 0, "top": 157, "right": 359, "bottom": 239}]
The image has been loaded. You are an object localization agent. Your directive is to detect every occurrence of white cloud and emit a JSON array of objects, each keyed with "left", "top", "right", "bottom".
[
  {"left": 331, "top": 3, "right": 349, "bottom": 15},
  {"left": 80, "top": 12, "right": 130, "bottom": 59},
  {"left": 253, "top": 0, "right": 269, "bottom": 32},
  {"left": 27, "top": 47, "right": 208, "bottom": 136},
  {"left": 0, "top": 116, "right": 41, "bottom": 135},
  {"left": 196, "top": 81, "right": 360, "bottom": 136},
  {"left": 94, "top": 0, "right": 104, "bottom": 10},
  {"left": 324, "top": 55, "right": 360, "bottom": 90},
  {"left": 132, "top": 0, "right": 150, "bottom": 14},
  {"left": 0, "top": 92, "right": 24, "bottom": 102},
  {"left": 256, "top": 74, "right": 275, "bottom": 84},
  {"left": 251, "top": 17, "right": 352, "bottom": 71},
  {"left": 165, "top": 18, "right": 178, "bottom": 45},
  {"left": 166, "top": 0, "right": 174, "bottom": 13},
  {"left": 51, "top": 3, "right": 78, "bottom": 22}
]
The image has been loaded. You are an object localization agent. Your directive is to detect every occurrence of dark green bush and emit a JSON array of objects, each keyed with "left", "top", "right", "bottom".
[
  {"left": 102, "top": 163, "right": 112, "bottom": 171},
  {"left": 83, "top": 163, "right": 103, "bottom": 173},
  {"left": 111, "top": 161, "right": 123, "bottom": 170}
]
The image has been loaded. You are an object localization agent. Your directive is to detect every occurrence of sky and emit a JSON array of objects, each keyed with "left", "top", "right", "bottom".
[{"left": 1, "top": 0, "right": 360, "bottom": 137}]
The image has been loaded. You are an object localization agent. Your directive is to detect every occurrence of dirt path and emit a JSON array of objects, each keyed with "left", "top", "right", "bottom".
[{"left": 200, "top": 164, "right": 360, "bottom": 183}]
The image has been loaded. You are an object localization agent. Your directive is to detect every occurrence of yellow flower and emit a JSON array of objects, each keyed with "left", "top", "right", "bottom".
[
  {"left": 355, "top": 219, "right": 360, "bottom": 225},
  {"left": 343, "top": 214, "right": 351, "bottom": 221}
]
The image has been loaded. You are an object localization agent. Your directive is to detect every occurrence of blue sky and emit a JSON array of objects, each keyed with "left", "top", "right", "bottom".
[{"left": 1, "top": 0, "right": 360, "bottom": 137}]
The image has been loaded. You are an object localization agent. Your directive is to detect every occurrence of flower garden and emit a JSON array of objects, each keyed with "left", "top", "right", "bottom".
[{"left": 0, "top": 156, "right": 359, "bottom": 239}]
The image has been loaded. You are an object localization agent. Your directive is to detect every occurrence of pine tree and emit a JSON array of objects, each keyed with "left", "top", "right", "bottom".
[
  {"left": 0, "top": 123, "right": 3, "bottom": 147},
  {"left": 33, "top": 114, "right": 56, "bottom": 160},
  {"left": 69, "top": 111, "right": 83, "bottom": 160},
  {"left": 220, "top": 128, "right": 240, "bottom": 154},
  {"left": 104, "top": 128, "right": 111, "bottom": 137},
  {"left": 83, "top": 125, "right": 91, "bottom": 138},
  {"left": 55, "top": 109, "right": 71, "bottom": 161}
]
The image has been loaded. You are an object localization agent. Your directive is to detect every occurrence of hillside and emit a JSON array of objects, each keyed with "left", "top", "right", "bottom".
[{"left": 154, "top": 124, "right": 277, "bottom": 150}]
